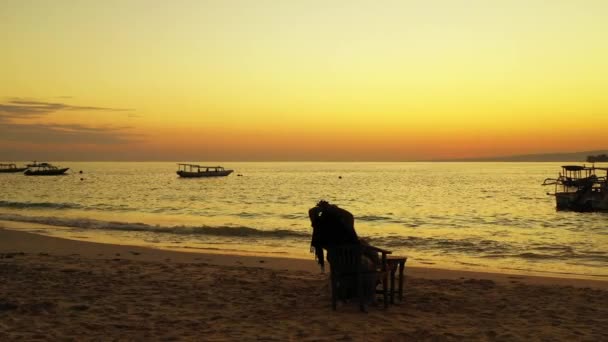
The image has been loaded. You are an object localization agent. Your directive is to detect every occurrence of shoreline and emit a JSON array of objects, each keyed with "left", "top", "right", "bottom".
[
  {"left": 1, "top": 197, "right": 606, "bottom": 282},
  {"left": 1, "top": 227, "right": 606, "bottom": 290}
]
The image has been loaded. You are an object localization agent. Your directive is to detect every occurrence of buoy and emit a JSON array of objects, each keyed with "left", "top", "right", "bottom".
[
  {"left": 79, "top": 170, "right": 83, "bottom": 174},
  {"left": 80, "top": 178, "right": 84, "bottom": 181},
  {"left": 338, "top": 176, "right": 342, "bottom": 179}
]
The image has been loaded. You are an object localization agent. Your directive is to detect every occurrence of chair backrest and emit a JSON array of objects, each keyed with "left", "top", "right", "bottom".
[{"left": 326, "top": 244, "right": 363, "bottom": 274}]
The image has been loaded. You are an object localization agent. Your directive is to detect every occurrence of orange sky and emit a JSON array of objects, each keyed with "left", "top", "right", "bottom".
[{"left": 1, "top": 1, "right": 607, "bottom": 161}]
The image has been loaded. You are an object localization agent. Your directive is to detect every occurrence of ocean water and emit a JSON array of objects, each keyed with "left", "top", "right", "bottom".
[{"left": 0, "top": 162, "right": 606, "bottom": 279}]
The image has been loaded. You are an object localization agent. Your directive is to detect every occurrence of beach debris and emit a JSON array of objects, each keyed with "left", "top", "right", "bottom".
[
  {"left": 60, "top": 268, "right": 80, "bottom": 273},
  {"left": 0, "top": 252, "right": 25, "bottom": 259},
  {"left": 129, "top": 251, "right": 141, "bottom": 256},
  {"left": 463, "top": 278, "right": 496, "bottom": 289},
  {"left": 69, "top": 304, "right": 89, "bottom": 311},
  {"left": 0, "top": 301, "right": 18, "bottom": 311},
  {"left": 21, "top": 302, "right": 56, "bottom": 315}
]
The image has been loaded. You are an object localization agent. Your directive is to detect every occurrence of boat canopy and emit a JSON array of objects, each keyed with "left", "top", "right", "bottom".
[
  {"left": 29, "top": 163, "right": 59, "bottom": 170},
  {"left": 27, "top": 162, "right": 52, "bottom": 167},
  {"left": 561, "top": 165, "right": 608, "bottom": 172},
  {"left": 562, "top": 165, "right": 586, "bottom": 171},
  {"left": 177, "top": 164, "right": 225, "bottom": 171}
]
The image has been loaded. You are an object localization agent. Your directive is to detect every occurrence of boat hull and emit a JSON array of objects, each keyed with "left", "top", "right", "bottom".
[
  {"left": 24, "top": 168, "right": 70, "bottom": 176},
  {"left": 555, "top": 191, "right": 608, "bottom": 211},
  {"left": 177, "top": 170, "right": 233, "bottom": 178},
  {"left": 0, "top": 168, "right": 27, "bottom": 173}
]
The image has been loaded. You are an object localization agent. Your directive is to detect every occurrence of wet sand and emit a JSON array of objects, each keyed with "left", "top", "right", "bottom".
[{"left": 1, "top": 228, "right": 606, "bottom": 341}]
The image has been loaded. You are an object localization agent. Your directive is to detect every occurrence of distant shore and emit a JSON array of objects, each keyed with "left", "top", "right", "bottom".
[
  {"left": 1, "top": 227, "right": 607, "bottom": 340},
  {"left": 431, "top": 149, "right": 608, "bottom": 162}
]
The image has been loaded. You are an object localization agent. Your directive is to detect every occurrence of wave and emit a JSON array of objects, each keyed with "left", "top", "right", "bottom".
[
  {"left": 357, "top": 215, "right": 392, "bottom": 222},
  {"left": 1, "top": 213, "right": 606, "bottom": 265},
  {"left": 510, "top": 252, "right": 608, "bottom": 263},
  {"left": 372, "top": 236, "right": 510, "bottom": 254},
  {"left": 0, "top": 200, "right": 82, "bottom": 210},
  {"left": 0, "top": 200, "right": 134, "bottom": 212},
  {"left": 370, "top": 235, "right": 608, "bottom": 264},
  {"left": 0, "top": 213, "right": 310, "bottom": 239},
  {"left": 0, "top": 200, "right": 302, "bottom": 220}
]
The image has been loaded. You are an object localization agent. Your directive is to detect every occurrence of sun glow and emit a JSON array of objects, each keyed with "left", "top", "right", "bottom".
[{"left": 1, "top": 0, "right": 607, "bottom": 160}]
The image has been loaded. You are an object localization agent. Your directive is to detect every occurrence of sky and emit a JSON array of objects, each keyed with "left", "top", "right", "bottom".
[{"left": 1, "top": 0, "right": 607, "bottom": 161}]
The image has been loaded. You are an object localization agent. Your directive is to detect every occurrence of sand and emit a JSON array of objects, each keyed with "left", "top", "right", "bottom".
[{"left": 1, "top": 228, "right": 607, "bottom": 341}]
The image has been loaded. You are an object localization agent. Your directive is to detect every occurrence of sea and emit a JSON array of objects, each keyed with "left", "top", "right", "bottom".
[{"left": 1, "top": 162, "right": 606, "bottom": 279}]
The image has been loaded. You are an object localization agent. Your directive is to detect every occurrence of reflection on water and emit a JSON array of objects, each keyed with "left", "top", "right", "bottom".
[{"left": 0, "top": 162, "right": 607, "bottom": 278}]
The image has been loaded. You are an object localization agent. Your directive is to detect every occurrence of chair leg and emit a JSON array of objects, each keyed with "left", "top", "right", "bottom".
[
  {"left": 390, "top": 269, "right": 395, "bottom": 304},
  {"left": 331, "top": 275, "right": 337, "bottom": 310},
  {"left": 398, "top": 262, "right": 405, "bottom": 302},
  {"left": 383, "top": 273, "right": 388, "bottom": 309},
  {"left": 357, "top": 272, "right": 366, "bottom": 312}
]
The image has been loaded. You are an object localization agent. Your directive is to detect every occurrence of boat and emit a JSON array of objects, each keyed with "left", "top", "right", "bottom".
[
  {"left": 176, "top": 164, "right": 233, "bottom": 178},
  {"left": 0, "top": 163, "right": 28, "bottom": 173},
  {"left": 24, "top": 162, "right": 69, "bottom": 176},
  {"left": 542, "top": 165, "right": 608, "bottom": 211}
]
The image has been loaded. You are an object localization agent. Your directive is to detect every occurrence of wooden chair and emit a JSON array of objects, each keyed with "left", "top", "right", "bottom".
[{"left": 326, "top": 244, "right": 391, "bottom": 312}]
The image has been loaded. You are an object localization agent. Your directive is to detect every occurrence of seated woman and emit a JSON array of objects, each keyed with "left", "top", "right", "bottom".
[
  {"left": 308, "top": 200, "right": 379, "bottom": 304},
  {"left": 308, "top": 200, "right": 358, "bottom": 271}
]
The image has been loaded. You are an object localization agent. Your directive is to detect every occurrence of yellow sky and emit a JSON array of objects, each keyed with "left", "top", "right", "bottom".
[{"left": 1, "top": 0, "right": 607, "bottom": 160}]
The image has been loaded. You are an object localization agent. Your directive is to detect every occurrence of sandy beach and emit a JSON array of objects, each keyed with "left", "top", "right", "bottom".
[{"left": 1, "top": 228, "right": 606, "bottom": 341}]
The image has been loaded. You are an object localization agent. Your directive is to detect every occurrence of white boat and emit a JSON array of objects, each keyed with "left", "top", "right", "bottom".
[
  {"left": 176, "top": 164, "right": 233, "bottom": 178},
  {"left": 543, "top": 165, "right": 608, "bottom": 211}
]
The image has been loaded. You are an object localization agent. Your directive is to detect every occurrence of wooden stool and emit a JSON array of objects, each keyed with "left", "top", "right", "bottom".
[{"left": 387, "top": 256, "right": 407, "bottom": 304}]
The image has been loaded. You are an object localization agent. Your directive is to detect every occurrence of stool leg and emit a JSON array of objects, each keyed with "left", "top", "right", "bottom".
[
  {"left": 398, "top": 262, "right": 405, "bottom": 302},
  {"left": 390, "top": 269, "right": 395, "bottom": 304}
]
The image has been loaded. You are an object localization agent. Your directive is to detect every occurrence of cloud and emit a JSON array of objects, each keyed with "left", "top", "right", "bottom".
[
  {"left": 0, "top": 98, "right": 140, "bottom": 145},
  {"left": 0, "top": 122, "right": 141, "bottom": 145},
  {"left": 0, "top": 99, "right": 131, "bottom": 120}
]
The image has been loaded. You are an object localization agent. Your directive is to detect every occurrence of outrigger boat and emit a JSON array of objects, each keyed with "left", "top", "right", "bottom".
[
  {"left": 24, "top": 162, "right": 69, "bottom": 176},
  {"left": 176, "top": 164, "right": 233, "bottom": 178},
  {"left": 542, "top": 165, "right": 608, "bottom": 211},
  {"left": 0, "top": 163, "right": 28, "bottom": 173}
]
